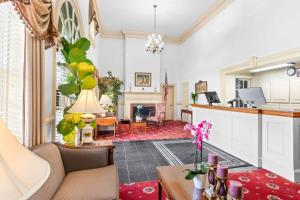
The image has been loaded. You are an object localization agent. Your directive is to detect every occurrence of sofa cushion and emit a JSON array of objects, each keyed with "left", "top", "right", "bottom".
[
  {"left": 29, "top": 144, "right": 65, "bottom": 200},
  {"left": 0, "top": 120, "right": 50, "bottom": 200},
  {"left": 57, "top": 144, "right": 109, "bottom": 173},
  {"left": 53, "top": 165, "right": 119, "bottom": 200}
]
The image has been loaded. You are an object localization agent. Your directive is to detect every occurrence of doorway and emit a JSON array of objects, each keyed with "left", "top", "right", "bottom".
[{"left": 161, "top": 85, "right": 175, "bottom": 120}]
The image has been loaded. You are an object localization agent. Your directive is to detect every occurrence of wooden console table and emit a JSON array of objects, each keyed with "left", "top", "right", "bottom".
[{"left": 181, "top": 109, "right": 193, "bottom": 124}]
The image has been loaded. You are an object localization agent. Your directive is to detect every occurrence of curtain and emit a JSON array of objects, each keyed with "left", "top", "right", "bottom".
[
  {"left": 89, "top": 0, "right": 100, "bottom": 46},
  {"left": 0, "top": 0, "right": 58, "bottom": 49},
  {"left": 0, "top": 0, "right": 58, "bottom": 146},
  {"left": 24, "top": 32, "right": 45, "bottom": 147}
]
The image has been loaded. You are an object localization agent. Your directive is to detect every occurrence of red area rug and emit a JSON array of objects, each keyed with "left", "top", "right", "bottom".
[
  {"left": 96, "top": 120, "right": 191, "bottom": 142},
  {"left": 229, "top": 169, "right": 300, "bottom": 200},
  {"left": 119, "top": 169, "right": 300, "bottom": 200},
  {"left": 120, "top": 181, "right": 160, "bottom": 200}
]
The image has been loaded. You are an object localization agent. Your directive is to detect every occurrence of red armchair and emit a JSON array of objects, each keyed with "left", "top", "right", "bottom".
[{"left": 146, "top": 103, "right": 166, "bottom": 128}]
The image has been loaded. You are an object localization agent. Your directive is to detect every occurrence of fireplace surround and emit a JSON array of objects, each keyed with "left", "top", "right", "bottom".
[{"left": 123, "top": 92, "right": 162, "bottom": 119}]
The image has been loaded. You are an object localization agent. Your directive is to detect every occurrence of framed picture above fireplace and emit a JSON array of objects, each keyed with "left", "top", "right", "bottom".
[{"left": 135, "top": 72, "right": 151, "bottom": 87}]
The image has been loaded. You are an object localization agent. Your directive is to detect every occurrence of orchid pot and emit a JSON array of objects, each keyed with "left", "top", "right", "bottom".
[
  {"left": 194, "top": 173, "right": 208, "bottom": 189},
  {"left": 135, "top": 115, "right": 142, "bottom": 122},
  {"left": 185, "top": 162, "right": 209, "bottom": 189},
  {"left": 135, "top": 105, "right": 143, "bottom": 122}
]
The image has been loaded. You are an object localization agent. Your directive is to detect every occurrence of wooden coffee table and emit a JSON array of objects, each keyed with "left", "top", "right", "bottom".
[
  {"left": 130, "top": 121, "right": 147, "bottom": 134},
  {"left": 157, "top": 164, "right": 209, "bottom": 200}
]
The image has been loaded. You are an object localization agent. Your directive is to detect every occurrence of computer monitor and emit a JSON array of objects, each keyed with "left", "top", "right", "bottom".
[
  {"left": 237, "top": 87, "right": 266, "bottom": 107},
  {"left": 204, "top": 91, "right": 221, "bottom": 106}
]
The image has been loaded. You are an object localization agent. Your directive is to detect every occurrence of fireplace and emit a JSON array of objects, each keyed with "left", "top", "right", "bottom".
[
  {"left": 123, "top": 92, "right": 162, "bottom": 120},
  {"left": 130, "top": 103, "right": 156, "bottom": 121}
]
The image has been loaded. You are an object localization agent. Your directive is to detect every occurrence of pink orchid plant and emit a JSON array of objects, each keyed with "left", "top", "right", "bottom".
[
  {"left": 184, "top": 120, "right": 212, "bottom": 180},
  {"left": 184, "top": 120, "right": 212, "bottom": 151}
]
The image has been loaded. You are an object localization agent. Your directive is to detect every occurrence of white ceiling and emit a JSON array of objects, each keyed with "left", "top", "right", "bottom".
[{"left": 98, "top": 0, "right": 218, "bottom": 37}]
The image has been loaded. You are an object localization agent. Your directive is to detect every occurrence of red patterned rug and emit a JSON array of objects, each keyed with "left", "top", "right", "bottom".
[
  {"left": 96, "top": 120, "right": 191, "bottom": 142},
  {"left": 229, "top": 169, "right": 300, "bottom": 200},
  {"left": 119, "top": 169, "right": 300, "bottom": 200}
]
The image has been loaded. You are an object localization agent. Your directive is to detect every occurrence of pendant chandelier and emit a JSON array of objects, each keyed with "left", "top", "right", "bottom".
[{"left": 146, "top": 5, "right": 164, "bottom": 54}]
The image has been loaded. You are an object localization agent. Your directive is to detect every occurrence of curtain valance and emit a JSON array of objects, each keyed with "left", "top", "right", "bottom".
[{"left": 0, "top": 0, "right": 58, "bottom": 49}]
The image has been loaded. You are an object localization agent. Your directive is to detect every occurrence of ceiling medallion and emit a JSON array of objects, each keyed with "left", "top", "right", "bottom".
[{"left": 146, "top": 5, "right": 164, "bottom": 54}]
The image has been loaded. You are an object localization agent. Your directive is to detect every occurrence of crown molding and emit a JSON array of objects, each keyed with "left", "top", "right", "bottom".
[
  {"left": 101, "top": 30, "right": 124, "bottom": 39},
  {"left": 97, "top": 0, "right": 233, "bottom": 45},
  {"left": 122, "top": 31, "right": 181, "bottom": 44},
  {"left": 179, "top": 0, "right": 233, "bottom": 43}
]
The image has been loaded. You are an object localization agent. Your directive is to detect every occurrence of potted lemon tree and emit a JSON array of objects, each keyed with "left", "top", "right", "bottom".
[{"left": 56, "top": 37, "right": 98, "bottom": 145}]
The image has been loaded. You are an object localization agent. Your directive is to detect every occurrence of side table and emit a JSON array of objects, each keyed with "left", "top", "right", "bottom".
[
  {"left": 181, "top": 109, "right": 193, "bottom": 124},
  {"left": 95, "top": 117, "right": 118, "bottom": 138},
  {"left": 130, "top": 121, "right": 147, "bottom": 134}
]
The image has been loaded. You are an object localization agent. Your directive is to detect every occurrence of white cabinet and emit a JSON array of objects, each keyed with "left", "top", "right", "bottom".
[
  {"left": 270, "top": 80, "right": 290, "bottom": 103},
  {"left": 259, "top": 81, "right": 271, "bottom": 102},
  {"left": 290, "top": 79, "right": 300, "bottom": 103}
]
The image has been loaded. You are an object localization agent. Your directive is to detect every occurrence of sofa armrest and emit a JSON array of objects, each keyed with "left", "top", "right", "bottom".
[{"left": 56, "top": 144, "right": 111, "bottom": 173}]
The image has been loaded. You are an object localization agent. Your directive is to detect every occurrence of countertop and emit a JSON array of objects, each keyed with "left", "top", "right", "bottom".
[{"left": 192, "top": 104, "right": 300, "bottom": 118}]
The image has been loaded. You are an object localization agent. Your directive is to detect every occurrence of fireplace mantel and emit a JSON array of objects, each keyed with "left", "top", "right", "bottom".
[{"left": 124, "top": 92, "right": 162, "bottom": 119}]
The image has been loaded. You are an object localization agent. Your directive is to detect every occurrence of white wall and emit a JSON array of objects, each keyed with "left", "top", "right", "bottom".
[
  {"left": 94, "top": 37, "right": 125, "bottom": 80},
  {"left": 179, "top": 0, "right": 300, "bottom": 104},
  {"left": 125, "top": 37, "right": 161, "bottom": 92}
]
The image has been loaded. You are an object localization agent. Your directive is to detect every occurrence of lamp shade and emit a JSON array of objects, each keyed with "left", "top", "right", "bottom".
[
  {"left": 99, "top": 94, "right": 112, "bottom": 105},
  {"left": 68, "top": 89, "right": 101, "bottom": 114}
]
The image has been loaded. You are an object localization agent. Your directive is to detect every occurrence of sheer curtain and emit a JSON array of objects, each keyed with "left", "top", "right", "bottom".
[{"left": 0, "top": 2, "right": 25, "bottom": 142}]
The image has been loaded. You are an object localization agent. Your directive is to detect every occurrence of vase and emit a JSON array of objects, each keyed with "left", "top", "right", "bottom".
[
  {"left": 135, "top": 115, "right": 142, "bottom": 122},
  {"left": 82, "top": 124, "right": 94, "bottom": 144},
  {"left": 193, "top": 173, "right": 208, "bottom": 189}
]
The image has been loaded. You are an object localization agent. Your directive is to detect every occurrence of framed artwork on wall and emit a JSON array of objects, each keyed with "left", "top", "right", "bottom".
[
  {"left": 135, "top": 72, "right": 152, "bottom": 87},
  {"left": 195, "top": 80, "right": 208, "bottom": 94}
]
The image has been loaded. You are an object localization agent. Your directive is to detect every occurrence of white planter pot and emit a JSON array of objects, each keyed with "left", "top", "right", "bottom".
[
  {"left": 193, "top": 174, "right": 208, "bottom": 189},
  {"left": 135, "top": 116, "right": 142, "bottom": 122}
]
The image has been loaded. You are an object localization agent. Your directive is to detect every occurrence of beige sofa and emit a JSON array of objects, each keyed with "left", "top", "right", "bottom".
[{"left": 0, "top": 120, "right": 119, "bottom": 200}]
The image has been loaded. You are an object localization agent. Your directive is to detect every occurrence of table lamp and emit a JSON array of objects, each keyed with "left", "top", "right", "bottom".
[
  {"left": 68, "top": 89, "right": 101, "bottom": 144},
  {"left": 99, "top": 94, "right": 112, "bottom": 117}
]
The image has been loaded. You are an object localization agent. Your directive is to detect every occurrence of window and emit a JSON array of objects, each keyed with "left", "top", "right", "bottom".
[
  {"left": 0, "top": 2, "right": 25, "bottom": 142},
  {"left": 235, "top": 78, "right": 251, "bottom": 107},
  {"left": 55, "top": 1, "right": 81, "bottom": 142}
]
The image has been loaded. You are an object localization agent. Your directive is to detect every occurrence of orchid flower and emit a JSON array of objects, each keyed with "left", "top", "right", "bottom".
[
  {"left": 184, "top": 120, "right": 212, "bottom": 173},
  {"left": 184, "top": 120, "right": 212, "bottom": 151}
]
